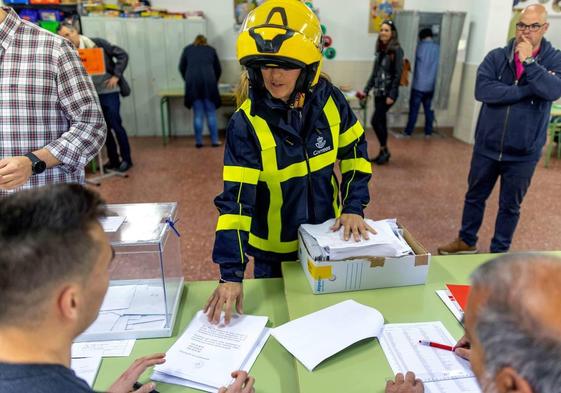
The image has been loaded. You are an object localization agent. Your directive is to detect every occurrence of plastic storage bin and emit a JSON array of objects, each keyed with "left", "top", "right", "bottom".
[
  {"left": 76, "top": 202, "right": 184, "bottom": 342},
  {"left": 39, "top": 20, "right": 60, "bottom": 33}
]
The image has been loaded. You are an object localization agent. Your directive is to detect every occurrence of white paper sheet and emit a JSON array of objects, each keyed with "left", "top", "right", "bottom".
[
  {"left": 71, "top": 357, "right": 102, "bottom": 387},
  {"left": 271, "top": 300, "right": 384, "bottom": 371},
  {"left": 151, "top": 328, "right": 271, "bottom": 393},
  {"left": 379, "top": 322, "right": 480, "bottom": 393},
  {"left": 154, "top": 310, "right": 268, "bottom": 388},
  {"left": 436, "top": 290, "right": 464, "bottom": 323},
  {"left": 71, "top": 339, "right": 136, "bottom": 358},
  {"left": 99, "top": 216, "right": 126, "bottom": 232},
  {"left": 125, "top": 285, "right": 167, "bottom": 315},
  {"left": 82, "top": 312, "right": 121, "bottom": 335},
  {"left": 300, "top": 219, "right": 412, "bottom": 259},
  {"left": 99, "top": 285, "right": 137, "bottom": 312}
]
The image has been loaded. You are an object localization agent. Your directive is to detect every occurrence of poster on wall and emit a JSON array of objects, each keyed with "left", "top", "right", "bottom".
[
  {"left": 234, "top": 0, "right": 266, "bottom": 28},
  {"left": 369, "top": 0, "right": 404, "bottom": 33},
  {"left": 513, "top": 0, "right": 561, "bottom": 13}
]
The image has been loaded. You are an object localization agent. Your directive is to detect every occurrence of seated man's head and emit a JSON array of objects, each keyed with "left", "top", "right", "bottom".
[
  {"left": 465, "top": 254, "right": 561, "bottom": 393},
  {"left": 0, "top": 184, "right": 111, "bottom": 344}
]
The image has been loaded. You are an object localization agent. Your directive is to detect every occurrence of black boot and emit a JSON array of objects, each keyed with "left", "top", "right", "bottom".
[{"left": 374, "top": 148, "right": 391, "bottom": 165}]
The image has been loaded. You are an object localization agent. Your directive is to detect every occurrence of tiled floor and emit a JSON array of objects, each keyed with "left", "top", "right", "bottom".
[{"left": 89, "top": 130, "right": 561, "bottom": 281}]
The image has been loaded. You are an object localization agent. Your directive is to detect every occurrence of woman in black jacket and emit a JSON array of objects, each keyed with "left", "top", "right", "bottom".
[
  {"left": 179, "top": 35, "right": 222, "bottom": 148},
  {"left": 361, "top": 20, "right": 403, "bottom": 165}
]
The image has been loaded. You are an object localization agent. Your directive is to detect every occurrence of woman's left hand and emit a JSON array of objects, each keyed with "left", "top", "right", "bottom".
[
  {"left": 330, "top": 213, "right": 376, "bottom": 242},
  {"left": 386, "top": 97, "right": 395, "bottom": 105}
]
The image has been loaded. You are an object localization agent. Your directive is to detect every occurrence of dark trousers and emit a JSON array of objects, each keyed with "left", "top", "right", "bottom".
[
  {"left": 459, "top": 153, "right": 538, "bottom": 253},
  {"left": 99, "top": 92, "right": 132, "bottom": 166},
  {"left": 253, "top": 258, "right": 283, "bottom": 279},
  {"left": 404, "top": 89, "right": 434, "bottom": 135},
  {"left": 371, "top": 96, "right": 394, "bottom": 148}
]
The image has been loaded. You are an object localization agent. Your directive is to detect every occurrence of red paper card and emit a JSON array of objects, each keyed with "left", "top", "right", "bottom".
[{"left": 446, "top": 284, "right": 471, "bottom": 311}]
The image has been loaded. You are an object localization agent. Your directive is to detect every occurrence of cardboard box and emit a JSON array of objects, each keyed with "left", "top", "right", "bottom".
[{"left": 298, "top": 224, "right": 430, "bottom": 294}]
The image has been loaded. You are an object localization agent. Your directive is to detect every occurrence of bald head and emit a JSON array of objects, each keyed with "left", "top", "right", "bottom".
[
  {"left": 520, "top": 4, "right": 548, "bottom": 24},
  {"left": 469, "top": 254, "right": 561, "bottom": 392}
]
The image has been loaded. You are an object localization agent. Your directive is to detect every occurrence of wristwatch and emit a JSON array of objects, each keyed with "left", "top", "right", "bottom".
[
  {"left": 25, "top": 152, "right": 47, "bottom": 175},
  {"left": 523, "top": 56, "right": 536, "bottom": 66}
]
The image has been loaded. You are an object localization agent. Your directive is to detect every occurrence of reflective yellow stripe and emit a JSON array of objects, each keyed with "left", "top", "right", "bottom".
[
  {"left": 223, "top": 166, "right": 260, "bottom": 185},
  {"left": 340, "top": 157, "right": 372, "bottom": 174},
  {"left": 309, "top": 149, "right": 337, "bottom": 172},
  {"left": 249, "top": 233, "right": 299, "bottom": 253},
  {"left": 277, "top": 161, "right": 308, "bottom": 182},
  {"left": 331, "top": 175, "right": 341, "bottom": 218},
  {"left": 339, "top": 121, "right": 364, "bottom": 148},
  {"left": 216, "top": 214, "right": 252, "bottom": 232},
  {"left": 323, "top": 97, "right": 340, "bottom": 153}
]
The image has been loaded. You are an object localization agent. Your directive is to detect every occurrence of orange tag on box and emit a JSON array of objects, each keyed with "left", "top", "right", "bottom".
[{"left": 78, "top": 48, "right": 106, "bottom": 76}]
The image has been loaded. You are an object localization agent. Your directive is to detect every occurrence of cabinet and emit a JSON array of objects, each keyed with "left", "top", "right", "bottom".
[{"left": 81, "top": 17, "right": 206, "bottom": 136}]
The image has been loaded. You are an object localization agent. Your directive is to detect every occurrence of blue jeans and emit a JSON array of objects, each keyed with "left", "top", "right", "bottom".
[
  {"left": 404, "top": 89, "right": 434, "bottom": 135},
  {"left": 99, "top": 92, "right": 132, "bottom": 165},
  {"left": 192, "top": 99, "right": 219, "bottom": 146},
  {"left": 459, "top": 153, "right": 538, "bottom": 253}
]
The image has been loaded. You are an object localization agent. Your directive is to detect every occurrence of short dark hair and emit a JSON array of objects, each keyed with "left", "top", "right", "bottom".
[
  {"left": 56, "top": 21, "right": 77, "bottom": 33},
  {"left": 419, "top": 28, "right": 433, "bottom": 40},
  {"left": 0, "top": 184, "right": 107, "bottom": 324}
]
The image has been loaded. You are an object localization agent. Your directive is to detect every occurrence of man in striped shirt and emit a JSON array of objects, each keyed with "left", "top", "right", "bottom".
[{"left": 0, "top": 7, "right": 106, "bottom": 196}]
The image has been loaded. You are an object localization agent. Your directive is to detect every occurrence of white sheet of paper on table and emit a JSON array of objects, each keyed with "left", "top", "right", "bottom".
[
  {"left": 271, "top": 299, "right": 384, "bottom": 371},
  {"left": 99, "top": 285, "right": 137, "bottom": 312},
  {"left": 378, "top": 321, "right": 480, "bottom": 393},
  {"left": 99, "top": 216, "right": 126, "bottom": 232},
  {"left": 71, "top": 357, "right": 102, "bottom": 387},
  {"left": 82, "top": 312, "right": 121, "bottom": 334},
  {"left": 71, "top": 339, "right": 136, "bottom": 358},
  {"left": 153, "top": 311, "right": 268, "bottom": 388},
  {"left": 151, "top": 327, "right": 271, "bottom": 393},
  {"left": 125, "top": 285, "right": 167, "bottom": 315},
  {"left": 436, "top": 290, "right": 464, "bottom": 323}
]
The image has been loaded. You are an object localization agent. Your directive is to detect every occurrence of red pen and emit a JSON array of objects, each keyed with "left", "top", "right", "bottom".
[{"left": 418, "top": 340, "right": 454, "bottom": 351}]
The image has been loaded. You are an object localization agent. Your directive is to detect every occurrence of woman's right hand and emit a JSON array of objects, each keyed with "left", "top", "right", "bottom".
[{"left": 204, "top": 282, "right": 244, "bottom": 325}]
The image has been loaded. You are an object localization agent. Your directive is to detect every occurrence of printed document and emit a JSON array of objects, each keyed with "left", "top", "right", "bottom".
[
  {"left": 72, "top": 339, "right": 135, "bottom": 358},
  {"left": 71, "top": 357, "right": 102, "bottom": 387},
  {"left": 436, "top": 290, "right": 464, "bottom": 323},
  {"left": 153, "top": 311, "right": 269, "bottom": 389},
  {"left": 272, "top": 300, "right": 384, "bottom": 371},
  {"left": 379, "top": 322, "right": 480, "bottom": 393},
  {"left": 152, "top": 327, "right": 270, "bottom": 393}
]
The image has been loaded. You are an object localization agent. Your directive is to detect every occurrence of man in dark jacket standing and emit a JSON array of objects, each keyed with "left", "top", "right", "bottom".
[
  {"left": 179, "top": 35, "right": 222, "bottom": 148},
  {"left": 58, "top": 23, "right": 134, "bottom": 172},
  {"left": 439, "top": 4, "right": 561, "bottom": 255}
]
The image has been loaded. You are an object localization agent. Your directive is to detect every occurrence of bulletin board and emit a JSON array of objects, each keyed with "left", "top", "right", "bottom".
[{"left": 369, "top": 0, "right": 405, "bottom": 33}]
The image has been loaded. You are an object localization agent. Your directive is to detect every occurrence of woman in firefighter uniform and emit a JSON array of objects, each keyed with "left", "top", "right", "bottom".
[{"left": 205, "top": 0, "right": 373, "bottom": 324}]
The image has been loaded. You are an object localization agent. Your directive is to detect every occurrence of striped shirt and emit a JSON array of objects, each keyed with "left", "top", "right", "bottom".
[{"left": 0, "top": 8, "right": 106, "bottom": 196}]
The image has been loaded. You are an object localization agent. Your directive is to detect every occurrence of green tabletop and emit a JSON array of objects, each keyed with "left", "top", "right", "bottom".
[
  {"left": 280, "top": 254, "right": 500, "bottom": 393},
  {"left": 93, "top": 278, "right": 298, "bottom": 393}
]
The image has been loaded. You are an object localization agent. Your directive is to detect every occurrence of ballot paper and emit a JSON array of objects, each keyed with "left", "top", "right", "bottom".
[
  {"left": 71, "top": 357, "right": 102, "bottom": 387},
  {"left": 152, "top": 327, "right": 271, "bottom": 393},
  {"left": 300, "top": 218, "right": 413, "bottom": 260},
  {"left": 71, "top": 339, "right": 135, "bottom": 358},
  {"left": 99, "top": 216, "right": 126, "bottom": 232},
  {"left": 379, "top": 322, "right": 480, "bottom": 393},
  {"left": 152, "top": 311, "right": 269, "bottom": 390},
  {"left": 271, "top": 300, "right": 384, "bottom": 371},
  {"left": 436, "top": 290, "right": 464, "bottom": 323},
  {"left": 99, "top": 285, "right": 137, "bottom": 312}
]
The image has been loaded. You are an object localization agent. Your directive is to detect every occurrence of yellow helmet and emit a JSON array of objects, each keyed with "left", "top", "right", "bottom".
[{"left": 237, "top": 0, "right": 324, "bottom": 93}]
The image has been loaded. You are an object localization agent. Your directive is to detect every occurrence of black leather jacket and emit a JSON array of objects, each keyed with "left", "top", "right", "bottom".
[{"left": 364, "top": 46, "right": 404, "bottom": 100}]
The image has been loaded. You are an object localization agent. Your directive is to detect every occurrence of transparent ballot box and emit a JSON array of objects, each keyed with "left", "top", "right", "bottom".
[{"left": 76, "top": 203, "right": 184, "bottom": 341}]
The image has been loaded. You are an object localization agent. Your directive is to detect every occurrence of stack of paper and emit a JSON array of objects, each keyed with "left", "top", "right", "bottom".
[
  {"left": 80, "top": 284, "right": 168, "bottom": 337},
  {"left": 379, "top": 322, "right": 480, "bottom": 393},
  {"left": 152, "top": 311, "right": 270, "bottom": 392},
  {"left": 300, "top": 218, "right": 413, "bottom": 260},
  {"left": 272, "top": 300, "right": 384, "bottom": 371}
]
